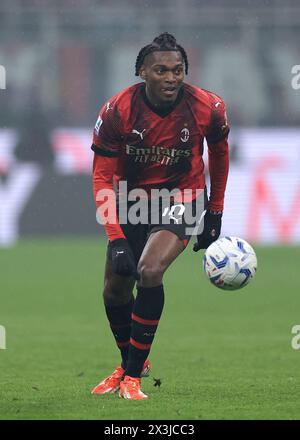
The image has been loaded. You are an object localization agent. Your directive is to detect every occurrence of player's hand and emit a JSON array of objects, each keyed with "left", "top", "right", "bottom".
[
  {"left": 110, "top": 238, "right": 140, "bottom": 280},
  {"left": 193, "top": 210, "right": 222, "bottom": 251}
]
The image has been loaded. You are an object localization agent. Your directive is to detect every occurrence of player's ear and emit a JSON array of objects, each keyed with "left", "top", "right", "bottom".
[{"left": 139, "top": 66, "right": 147, "bottom": 81}]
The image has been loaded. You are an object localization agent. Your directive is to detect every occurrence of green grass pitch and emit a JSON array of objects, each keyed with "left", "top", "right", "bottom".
[{"left": 0, "top": 239, "right": 300, "bottom": 420}]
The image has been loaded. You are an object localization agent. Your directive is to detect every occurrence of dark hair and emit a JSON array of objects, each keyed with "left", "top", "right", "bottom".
[{"left": 135, "top": 32, "right": 188, "bottom": 76}]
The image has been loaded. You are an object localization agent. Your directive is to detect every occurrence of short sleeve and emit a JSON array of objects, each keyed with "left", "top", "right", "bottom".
[
  {"left": 206, "top": 99, "right": 230, "bottom": 144},
  {"left": 91, "top": 100, "right": 123, "bottom": 157}
]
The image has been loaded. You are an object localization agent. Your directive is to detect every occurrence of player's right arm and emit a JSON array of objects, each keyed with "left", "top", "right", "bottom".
[
  {"left": 92, "top": 102, "right": 125, "bottom": 241},
  {"left": 92, "top": 154, "right": 124, "bottom": 241},
  {"left": 92, "top": 102, "right": 139, "bottom": 279}
]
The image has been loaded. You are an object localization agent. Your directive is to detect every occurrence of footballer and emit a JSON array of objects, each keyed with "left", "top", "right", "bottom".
[{"left": 91, "top": 33, "right": 230, "bottom": 400}]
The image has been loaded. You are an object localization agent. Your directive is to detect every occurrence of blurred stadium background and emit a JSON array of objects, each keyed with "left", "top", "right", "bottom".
[
  {"left": 0, "top": 0, "right": 300, "bottom": 246},
  {"left": 1, "top": 0, "right": 300, "bottom": 420}
]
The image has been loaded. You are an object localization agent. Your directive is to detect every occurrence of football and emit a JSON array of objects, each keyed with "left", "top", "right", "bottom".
[{"left": 203, "top": 237, "right": 257, "bottom": 291}]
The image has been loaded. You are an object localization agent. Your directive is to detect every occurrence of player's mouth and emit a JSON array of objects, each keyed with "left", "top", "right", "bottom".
[{"left": 161, "top": 87, "right": 177, "bottom": 98}]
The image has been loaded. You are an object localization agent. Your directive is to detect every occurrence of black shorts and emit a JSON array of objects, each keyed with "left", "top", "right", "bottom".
[{"left": 108, "top": 189, "right": 208, "bottom": 264}]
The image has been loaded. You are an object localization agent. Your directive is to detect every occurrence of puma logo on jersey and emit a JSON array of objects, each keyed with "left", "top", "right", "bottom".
[
  {"left": 132, "top": 128, "right": 146, "bottom": 140},
  {"left": 215, "top": 101, "right": 221, "bottom": 108}
]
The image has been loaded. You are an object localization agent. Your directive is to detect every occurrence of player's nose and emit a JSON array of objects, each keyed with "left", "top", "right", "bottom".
[{"left": 164, "top": 71, "right": 176, "bottom": 83}]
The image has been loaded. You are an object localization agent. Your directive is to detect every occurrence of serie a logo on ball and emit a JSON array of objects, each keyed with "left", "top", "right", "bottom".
[{"left": 203, "top": 237, "right": 257, "bottom": 291}]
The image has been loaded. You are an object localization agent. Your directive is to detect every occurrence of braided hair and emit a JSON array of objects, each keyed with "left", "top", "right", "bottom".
[{"left": 135, "top": 32, "right": 188, "bottom": 76}]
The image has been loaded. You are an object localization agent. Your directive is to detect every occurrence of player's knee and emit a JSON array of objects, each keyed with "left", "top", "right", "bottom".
[{"left": 137, "top": 261, "right": 164, "bottom": 285}]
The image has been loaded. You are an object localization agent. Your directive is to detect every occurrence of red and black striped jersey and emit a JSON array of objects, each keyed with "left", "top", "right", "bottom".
[
  {"left": 92, "top": 82, "right": 229, "bottom": 196},
  {"left": 91, "top": 82, "right": 230, "bottom": 240}
]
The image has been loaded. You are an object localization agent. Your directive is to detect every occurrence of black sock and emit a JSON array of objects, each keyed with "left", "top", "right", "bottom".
[
  {"left": 105, "top": 296, "right": 134, "bottom": 369},
  {"left": 126, "top": 285, "right": 164, "bottom": 378}
]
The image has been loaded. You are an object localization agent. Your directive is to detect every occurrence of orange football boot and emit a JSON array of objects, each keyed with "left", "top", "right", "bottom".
[
  {"left": 91, "top": 359, "right": 151, "bottom": 395},
  {"left": 119, "top": 375, "right": 148, "bottom": 400}
]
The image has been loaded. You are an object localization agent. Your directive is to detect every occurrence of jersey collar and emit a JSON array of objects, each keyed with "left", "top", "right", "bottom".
[{"left": 141, "top": 83, "right": 184, "bottom": 118}]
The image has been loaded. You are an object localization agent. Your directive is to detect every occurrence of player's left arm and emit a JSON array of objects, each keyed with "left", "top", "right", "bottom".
[{"left": 194, "top": 99, "right": 230, "bottom": 251}]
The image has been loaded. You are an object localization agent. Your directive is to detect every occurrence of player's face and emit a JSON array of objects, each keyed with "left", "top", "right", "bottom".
[{"left": 140, "top": 51, "right": 184, "bottom": 107}]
